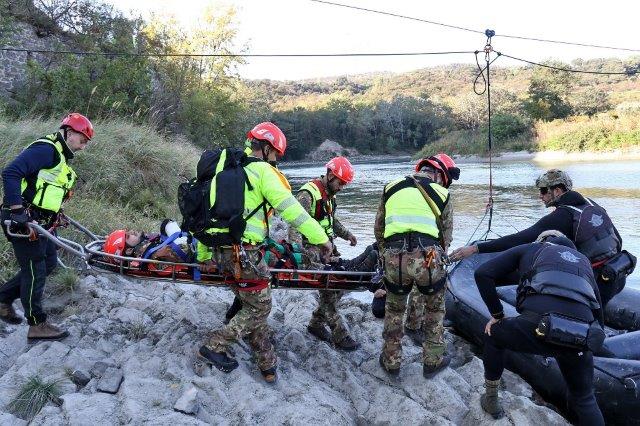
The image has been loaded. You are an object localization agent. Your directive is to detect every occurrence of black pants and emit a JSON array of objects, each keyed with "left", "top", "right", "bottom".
[
  {"left": 597, "top": 274, "right": 626, "bottom": 308},
  {"left": 0, "top": 236, "right": 57, "bottom": 325},
  {"left": 483, "top": 314, "right": 604, "bottom": 426}
]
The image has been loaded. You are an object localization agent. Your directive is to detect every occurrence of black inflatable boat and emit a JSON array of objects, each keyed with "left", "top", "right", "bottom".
[{"left": 445, "top": 253, "right": 640, "bottom": 425}]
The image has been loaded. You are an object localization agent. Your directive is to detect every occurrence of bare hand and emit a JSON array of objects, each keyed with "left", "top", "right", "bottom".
[
  {"left": 484, "top": 317, "right": 501, "bottom": 336},
  {"left": 450, "top": 245, "right": 478, "bottom": 262},
  {"left": 374, "top": 288, "right": 387, "bottom": 298},
  {"left": 348, "top": 234, "right": 357, "bottom": 246},
  {"left": 319, "top": 240, "right": 333, "bottom": 263}
]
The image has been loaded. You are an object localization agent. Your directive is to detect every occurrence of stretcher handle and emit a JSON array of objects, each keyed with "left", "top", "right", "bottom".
[{"left": 4, "top": 220, "right": 89, "bottom": 260}]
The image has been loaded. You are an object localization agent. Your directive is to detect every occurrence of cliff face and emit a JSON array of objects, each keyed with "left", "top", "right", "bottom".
[{"left": 0, "top": 272, "right": 567, "bottom": 424}]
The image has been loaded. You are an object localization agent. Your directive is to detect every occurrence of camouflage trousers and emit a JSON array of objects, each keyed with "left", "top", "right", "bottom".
[
  {"left": 308, "top": 290, "right": 350, "bottom": 343},
  {"left": 381, "top": 246, "right": 446, "bottom": 369},
  {"left": 206, "top": 246, "right": 275, "bottom": 371}
]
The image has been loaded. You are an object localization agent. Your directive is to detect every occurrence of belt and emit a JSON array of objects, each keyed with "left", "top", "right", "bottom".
[{"left": 384, "top": 232, "right": 438, "bottom": 251}]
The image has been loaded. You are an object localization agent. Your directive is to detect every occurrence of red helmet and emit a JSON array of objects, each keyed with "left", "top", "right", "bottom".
[
  {"left": 325, "top": 156, "right": 354, "bottom": 184},
  {"left": 61, "top": 113, "right": 94, "bottom": 140},
  {"left": 415, "top": 153, "right": 460, "bottom": 188},
  {"left": 247, "top": 122, "right": 286, "bottom": 155},
  {"left": 103, "top": 230, "right": 127, "bottom": 258}
]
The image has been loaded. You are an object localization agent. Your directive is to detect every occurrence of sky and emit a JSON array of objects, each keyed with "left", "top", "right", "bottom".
[{"left": 106, "top": 0, "right": 640, "bottom": 81}]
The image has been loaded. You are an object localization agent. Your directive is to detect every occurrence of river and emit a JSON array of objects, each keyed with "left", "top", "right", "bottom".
[{"left": 280, "top": 158, "right": 640, "bottom": 289}]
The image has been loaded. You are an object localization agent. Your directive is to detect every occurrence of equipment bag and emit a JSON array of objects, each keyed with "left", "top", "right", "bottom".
[
  {"left": 535, "top": 312, "right": 605, "bottom": 352},
  {"left": 178, "top": 148, "right": 265, "bottom": 247},
  {"left": 599, "top": 250, "right": 637, "bottom": 283}
]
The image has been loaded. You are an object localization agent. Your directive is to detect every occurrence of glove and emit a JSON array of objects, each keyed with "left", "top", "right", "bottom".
[{"left": 9, "top": 207, "right": 30, "bottom": 234}]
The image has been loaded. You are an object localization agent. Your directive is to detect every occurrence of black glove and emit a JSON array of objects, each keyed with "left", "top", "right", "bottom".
[{"left": 9, "top": 207, "right": 30, "bottom": 234}]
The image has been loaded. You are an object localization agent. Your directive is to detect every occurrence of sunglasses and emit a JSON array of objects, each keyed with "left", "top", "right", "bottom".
[{"left": 539, "top": 187, "right": 549, "bottom": 195}]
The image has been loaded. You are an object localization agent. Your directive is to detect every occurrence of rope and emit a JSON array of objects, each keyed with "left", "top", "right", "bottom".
[
  {"left": 0, "top": 46, "right": 475, "bottom": 58},
  {"left": 500, "top": 52, "right": 639, "bottom": 76}
]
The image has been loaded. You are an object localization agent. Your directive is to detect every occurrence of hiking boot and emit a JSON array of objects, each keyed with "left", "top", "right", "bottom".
[
  {"left": 0, "top": 302, "right": 22, "bottom": 325},
  {"left": 335, "top": 335, "right": 360, "bottom": 351},
  {"left": 260, "top": 366, "right": 278, "bottom": 384},
  {"left": 27, "top": 322, "right": 69, "bottom": 342},
  {"left": 480, "top": 379, "right": 504, "bottom": 419},
  {"left": 307, "top": 324, "right": 332, "bottom": 342},
  {"left": 379, "top": 353, "right": 400, "bottom": 376},
  {"left": 423, "top": 354, "right": 451, "bottom": 379},
  {"left": 404, "top": 326, "right": 424, "bottom": 346},
  {"left": 223, "top": 297, "right": 243, "bottom": 325},
  {"left": 198, "top": 345, "right": 239, "bottom": 373}
]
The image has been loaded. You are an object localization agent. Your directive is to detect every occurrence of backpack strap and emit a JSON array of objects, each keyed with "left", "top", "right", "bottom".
[{"left": 142, "top": 231, "right": 190, "bottom": 261}]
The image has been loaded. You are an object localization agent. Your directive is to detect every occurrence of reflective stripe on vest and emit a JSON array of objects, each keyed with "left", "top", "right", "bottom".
[
  {"left": 382, "top": 176, "right": 448, "bottom": 239},
  {"left": 298, "top": 179, "right": 335, "bottom": 238},
  {"left": 20, "top": 135, "right": 77, "bottom": 213}
]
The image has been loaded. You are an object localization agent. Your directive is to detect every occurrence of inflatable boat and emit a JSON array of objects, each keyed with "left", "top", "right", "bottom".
[{"left": 445, "top": 253, "right": 640, "bottom": 425}]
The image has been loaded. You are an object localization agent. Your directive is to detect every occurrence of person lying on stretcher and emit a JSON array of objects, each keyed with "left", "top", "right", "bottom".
[{"left": 102, "top": 219, "right": 203, "bottom": 267}]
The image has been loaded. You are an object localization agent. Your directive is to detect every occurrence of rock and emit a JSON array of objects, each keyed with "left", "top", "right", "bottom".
[
  {"left": 96, "top": 368, "right": 124, "bottom": 394},
  {"left": 173, "top": 386, "right": 199, "bottom": 415},
  {"left": 108, "top": 307, "right": 152, "bottom": 326},
  {"left": 307, "top": 139, "right": 359, "bottom": 161},
  {"left": 70, "top": 369, "right": 91, "bottom": 387},
  {"left": 90, "top": 360, "right": 116, "bottom": 377},
  {"left": 0, "top": 411, "right": 27, "bottom": 426},
  {"left": 62, "top": 393, "right": 118, "bottom": 424}
]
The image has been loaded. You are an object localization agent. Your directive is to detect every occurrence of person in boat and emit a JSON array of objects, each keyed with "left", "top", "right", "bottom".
[
  {"left": 474, "top": 230, "right": 605, "bottom": 424},
  {"left": 288, "top": 156, "right": 364, "bottom": 351},
  {"left": 370, "top": 154, "right": 460, "bottom": 348},
  {"left": 451, "top": 168, "right": 627, "bottom": 307},
  {"left": 0, "top": 113, "right": 93, "bottom": 342},
  {"left": 375, "top": 153, "right": 458, "bottom": 378},
  {"left": 196, "top": 122, "right": 332, "bottom": 384}
]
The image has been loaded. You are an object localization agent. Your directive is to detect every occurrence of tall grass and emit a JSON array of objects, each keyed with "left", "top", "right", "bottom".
[
  {"left": 6, "top": 375, "right": 63, "bottom": 420},
  {"left": 0, "top": 117, "right": 201, "bottom": 274}
]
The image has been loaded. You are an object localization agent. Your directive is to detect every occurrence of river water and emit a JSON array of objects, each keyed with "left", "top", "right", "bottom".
[{"left": 280, "top": 158, "right": 640, "bottom": 289}]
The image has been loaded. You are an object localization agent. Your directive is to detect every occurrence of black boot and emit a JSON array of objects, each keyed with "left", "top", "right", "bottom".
[
  {"left": 480, "top": 379, "right": 505, "bottom": 419},
  {"left": 224, "top": 296, "right": 243, "bottom": 325},
  {"left": 404, "top": 326, "right": 425, "bottom": 346},
  {"left": 307, "top": 324, "right": 332, "bottom": 342},
  {"left": 335, "top": 335, "right": 360, "bottom": 351},
  {"left": 198, "top": 345, "right": 239, "bottom": 373},
  {"left": 423, "top": 354, "right": 451, "bottom": 379}
]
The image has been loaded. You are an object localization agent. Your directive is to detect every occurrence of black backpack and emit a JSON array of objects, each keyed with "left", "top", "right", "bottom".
[{"left": 178, "top": 148, "right": 265, "bottom": 247}]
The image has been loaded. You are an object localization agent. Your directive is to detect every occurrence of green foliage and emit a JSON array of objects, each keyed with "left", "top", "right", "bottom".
[
  {"left": 7, "top": 375, "right": 63, "bottom": 420},
  {"left": 0, "top": 117, "right": 200, "bottom": 273},
  {"left": 570, "top": 90, "right": 611, "bottom": 117},
  {"left": 487, "top": 113, "right": 530, "bottom": 144},
  {"left": 49, "top": 268, "right": 79, "bottom": 295},
  {"left": 525, "top": 63, "right": 573, "bottom": 121}
]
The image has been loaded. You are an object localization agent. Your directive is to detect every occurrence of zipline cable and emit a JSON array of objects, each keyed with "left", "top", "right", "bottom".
[
  {"left": 0, "top": 46, "right": 476, "bottom": 58},
  {"left": 310, "top": 0, "right": 640, "bottom": 53},
  {"left": 499, "top": 52, "right": 639, "bottom": 75}
]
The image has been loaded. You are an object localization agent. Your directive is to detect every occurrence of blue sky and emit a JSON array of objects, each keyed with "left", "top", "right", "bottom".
[{"left": 106, "top": 0, "right": 640, "bottom": 80}]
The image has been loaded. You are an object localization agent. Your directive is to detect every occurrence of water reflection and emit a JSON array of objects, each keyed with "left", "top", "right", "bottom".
[{"left": 281, "top": 159, "right": 640, "bottom": 288}]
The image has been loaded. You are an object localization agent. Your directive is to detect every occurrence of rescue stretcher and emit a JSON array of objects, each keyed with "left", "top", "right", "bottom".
[{"left": 4, "top": 216, "right": 376, "bottom": 292}]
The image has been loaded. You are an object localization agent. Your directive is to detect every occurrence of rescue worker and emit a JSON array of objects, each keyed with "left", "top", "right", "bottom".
[
  {"left": 475, "top": 231, "right": 605, "bottom": 425},
  {"left": 196, "top": 122, "right": 332, "bottom": 383},
  {"left": 375, "top": 153, "right": 458, "bottom": 377},
  {"left": 451, "top": 169, "right": 625, "bottom": 307},
  {"left": 288, "top": 156, "right": 361, "bottom": 350},
  {"left": 371, "top": 153, "right": 460, "bottom": 346},
  {"left": 0, "top": 113, "right": 93, "bottom": 341}
]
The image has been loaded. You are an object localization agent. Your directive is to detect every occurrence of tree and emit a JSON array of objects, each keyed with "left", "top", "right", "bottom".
[{"left": 525, "top": 63, "right": 573, "bottom": 121}]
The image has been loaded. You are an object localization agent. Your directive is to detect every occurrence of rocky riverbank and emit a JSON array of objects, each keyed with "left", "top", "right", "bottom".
[{"left": 0, "top": 271, "right": 569, "bottom": 425}]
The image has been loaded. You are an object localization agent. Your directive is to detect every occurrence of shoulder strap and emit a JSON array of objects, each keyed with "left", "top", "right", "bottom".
[{"left": 409, "top": 176, "right": 446, "bottom": 249}]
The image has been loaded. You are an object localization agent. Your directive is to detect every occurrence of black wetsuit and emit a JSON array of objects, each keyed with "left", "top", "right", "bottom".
[
  {"left": 475, "top": 242, "right": 604, "bottom": 426},
  {"left": 477, "top": 190, "right": 624, "bottom": 306}
]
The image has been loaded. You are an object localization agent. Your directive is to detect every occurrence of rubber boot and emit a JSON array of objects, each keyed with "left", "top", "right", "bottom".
[
  {"left": 480, "top": 379, "right": 505, "bottom": 419},
  {"left": 224, "top": 296, "right": 243, "bottom": 325},
  {"left": 27, "top": 322, "right": 69, "bottom": 342},
  {"left": 335, "top": 334, "right": 360, "bottom": 351},
  {"left": 0, "top": 302, "right": 22, "bottom": 325},
  {"left": 423, "top": 354, "right": 451, "bottom": 379},
  {"left": 379, "top": 353, "right": 400, "bottom": 376},
  {"left": 404, "top": 326, "right": 425, "bottom": 346},
  {"left": 307, "top": 324, "right": 332, "bottom": 342},
  {"left": 198, "top": 345, "right": 239, "bottom": 373},
  {"left": 260, "top": 366, "right": 278, "bottom": 384}
]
